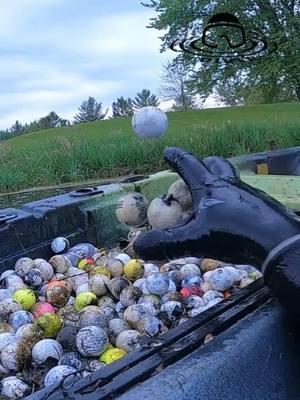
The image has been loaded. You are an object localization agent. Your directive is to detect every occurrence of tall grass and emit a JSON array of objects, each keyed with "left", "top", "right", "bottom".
[{"left": 1, "top": 120, "right": 299, "bottom": 193}]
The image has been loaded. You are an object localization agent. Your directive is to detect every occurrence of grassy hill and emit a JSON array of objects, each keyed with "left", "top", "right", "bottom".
[{"left": 1, "top": 102, "right": 299, "bottom": 193}]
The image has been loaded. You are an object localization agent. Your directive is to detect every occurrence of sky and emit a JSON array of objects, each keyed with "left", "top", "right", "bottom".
[{"left": 0, "top": 0, "right": 218, "bottom": 130}]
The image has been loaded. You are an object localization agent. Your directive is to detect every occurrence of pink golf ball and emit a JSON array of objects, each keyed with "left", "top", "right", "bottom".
[{"left": 32, "top": 302, "right": 55, "bottom": 319}]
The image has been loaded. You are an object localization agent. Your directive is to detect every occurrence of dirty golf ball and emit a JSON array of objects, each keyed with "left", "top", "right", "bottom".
[
  {"left": 131, "top": 106, "right": 168, "bottom": 139},
  {"left": 14, "top": 258, "right": 34, "bottom": 278},
  {"left": 116, "top": 192, "right": 149, "bottom": 227},
  {"left": 76, "top": 326, "right": 108, "bottom": 357},
  {"left": 13, "top": 289, "right": 36, "bottom": 311},
  {"left": 124, "top": 303, "right": 154, "bottom": 327},
  {"left": 209, "top": 268, "right": 234, "bottom": 291},
  {"left": 57, "top": 326, "right": 78, "bottom": 352},
  {"left": 146, "top": 273, "right": 169, "bottom": 296},
  {"left": 24, "top": 269, "right": 44, "bottom": 290},
  {"left": 46, "top": 280, "right": 70, "bottom": 307},
  {"left": 9, "top": 310, "right": 34, "bottom": 331},
  {"left": 79, "top": 309, "right": 108, "bottom": 330},
  {"left": 100, "top": 347, "right": 126, "bottom": 364},
  {"left": 116, "top": 330, "right": 141, "bottom": 352},
  {"left": 34, "top": 259, "right": 54, "bottom": 281},
  {"left": 105, "top": 258, "right": 124, "bottom": 277},
  {"left": 107, "top": 277, "right": 131, "bottom": 299},
  {"left": 167, "top": 179, "right": 192, "bottom": 210},
  {"left": 147, "top": 196, "right": 184, "bottom": 229},
  {"left": 89, "top": 274, "right": 109, "bottom": 296},
  {"left": 1, "top": 376, "right": 30, "bottom": 399},
  {"left": 49, "top": 255, "right": 71, "bottom": 274},
  {"left": 45, "top": 365, "right": 77, "bottom": 387},
  {"left": 120, "top": 286, "right": 142, "bottom": 307},
  {"left": 78, "top": 258, "right": 95, "bottom": 272},
  {"left": 51, "top": 237, "right": 70, "bottom": 254},
  {"left": 58, "top": 352, "right": 84, "bottom": 370},
  {"left": 32, "top": 339, "right": 63, "bottom": 365},
  {"left": 0, "top": 298, "right": 21, "bottom": 318}
]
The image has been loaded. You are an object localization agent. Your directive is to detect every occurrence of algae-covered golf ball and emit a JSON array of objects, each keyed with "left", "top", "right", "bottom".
[
  {"left": 36, "top": 313, "right": 62, "bottom": 337},
  {"left": 145, "top": 273, "right": 169, "bottom": 296},
  {"left": 75, "top": 292, "right": 98, "bottom": 311},
  {"left": 131, "top": 106, "right": 168, "bottom": 139},
  {"left": 46, "top": 280, "right": 70, "bottom": 307},
  {"left": 76, "top": 326, "right": 108, "bottom": 357},
  {"left": 51, "top": 237, "right": 70, "bottom": 254},
  {"left": 13, "top": 289, "right": 36, "bottom": 311},
  {"left": 116, "top": 192, "right": 149, "bottom": 227},
  {"left": 115, "top": 329, "right": 141, "bottom": 352},
  {"left": 123, "top": 259, "right": 144, "bottom": 281},
  {"left": 32, "top": 339, "right": 63, "bottom": 365},
  {"left": 100, "top": 347, "right": 126, "bottom": 364},
  {"left": 45, "top": 365, "right": 77, "bottom": 387}
]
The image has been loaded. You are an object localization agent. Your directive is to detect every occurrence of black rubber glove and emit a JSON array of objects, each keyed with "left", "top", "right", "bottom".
[{"left": 133, "top": 147, "right": 300, "bottom": 314}]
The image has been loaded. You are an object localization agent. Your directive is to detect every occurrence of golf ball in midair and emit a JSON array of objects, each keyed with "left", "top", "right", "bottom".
[{"left": 131, "top": 106, "right": 168, "bottom": 139}]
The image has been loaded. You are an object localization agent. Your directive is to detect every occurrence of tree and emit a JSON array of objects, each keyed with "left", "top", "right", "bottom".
[
  {"left": 133, "top": 89, "right": 160, "bottom": 110},
  {"left": 73, "top": 97, "right": 108, "bottom": 123},
  {"left": 10, "top": 120, "right": 24, "bottom": 136},
  {"left": 112, "top": 97, "right": 134, "bottom": 117},
  {"left": 38, "top": 112, "right": 69, "bottom": 130},
  {"left": 159, "top": 60, "right": 198, "bottom": 110},
  {"left": 143, "top": 0, "right": 300, "bottom": 103}
]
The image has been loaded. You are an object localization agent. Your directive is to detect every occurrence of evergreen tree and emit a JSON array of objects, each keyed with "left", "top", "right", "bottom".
[
  {"left": 10, "top": 120, "right": 24, "bottom": 136},
  {"left": 133, "top": 89, "right": 160, "bottom": 110},
  {"left": 112, "top": 96, "right": 134, "bottom": 117},
  {"left": 73, "top": 97, "right": 108, "bottom": 124}
]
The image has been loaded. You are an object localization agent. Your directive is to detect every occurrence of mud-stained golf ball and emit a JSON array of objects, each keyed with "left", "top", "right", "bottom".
[
  {"left": 136, "top": 316, "right": 162, "bottom": 336},
  {"left": 89, "top": 266, "right": 111, "bottom": 279},
  {"left": 0, "top": 298, "right": 21, "bottom": 318},
  {"left": 105, "top": 258, "right": 124, "bottom": 277},
  {"left": 168, "top": 270, "right": 184, "bottom": 290},
  {"left": 58, "top": 352, "right": 84, "bottom": 370},
  {"left": 4, "top": 274, "right": 25, "bottom": 291},
  {"left": 33, "top": 259, "right": 54, "bottom": 281},
  {"left": 1, "top": 376, "right": 30, "bottom": 399},
  {"left": 57, "top": 325, "right": 78, "bottom": 352},
  {"left": 75, "top": 292, "right": 98, "bottom": 311},
  {"left": 79, "top": 309, "right": 108, "bottom": 330},
  {"left": 51, "top": 237, "right": 70, "bottom": 254},
  {"left": 116, "top": 192, "right": 149, "bottom": 227},
  {"left": 76, "top": 326, "right": 108, "bottom": 357},
  {"left": 36, "top": 313, "right": 62, "bottom": 338},
  {"left": 46, "top": 280, "right": 70, "bottom": 307},
  {"left": 14, "top": 258, "right": 34, "bottom": 278},
  {"left": 45, "top": 365, "right": 78, "bottom": 387},
  {"left": 13, "top": 289, "right": 36, "bottom": 311},
  {"left": 9, "top": 310, "right": 34, "bottom": 331},
  {"left": 161, "top": 291, "right": 184, "bottom": 304},
  {"left": 145, "top": 273, "right": 169, "bottom": 296},
  {"left": 115, "top": 329, "right": 141, "bottom": 352},
  {"left": 1, "top": 342, "right": 21, "bottom": 371},
  {"left": 0, "top": 323, "right": 14, "bottom": 334},
  {"left": 32, "top": 339, "right": 63, "bottom": 365},
  {"left": 160, "top": 301, "right": 185, "bottom": 327},
  {"left": 131, "top": 106, "right": 168, "bottom": 139},
  {"left": 120, "top": 286, "right": 143, "bottom": 308},
  {"left": 89, "top": 274, "right": 109, "bottom": 297},
  {"left": 115, "top": 253, "right": 131, "bottom": 264},
  {"left": 209, "top": 268, "right": 234, "bottom": 291},
  {"left": 107, "top": 277, "right": 131, "bottom": 300},
  {"left": 100, "top": 347, "right": 126, "bottom": 364},
  {"left": 200, "top": 258, "right": 223, "bottom": 272},
  {"left": 123, "top": 303, "right": 154, "bottom": 328},
  {"left": 92, "top": 254, "right": 110, "bottom": 266},
  {"left": 167, "top": 179, "right": 192, "bottom": 211},
  {"left": 147, "top": 196, "right": 184, "bottom": 229},
  {"left": 24, "top": 268, "right": 43, "bottom": 291},
  {"left": 49, "top": 255, "right": 72, "bottom": 274}
]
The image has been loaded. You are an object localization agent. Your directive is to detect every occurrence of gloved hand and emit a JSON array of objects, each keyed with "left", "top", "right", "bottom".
[{"left": 133, "top": 147, "right": 300, "bottom": 314}]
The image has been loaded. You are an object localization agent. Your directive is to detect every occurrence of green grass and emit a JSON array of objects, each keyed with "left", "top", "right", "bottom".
[{"left": 1, "top": 102, "right": 299, "bottom": 193}]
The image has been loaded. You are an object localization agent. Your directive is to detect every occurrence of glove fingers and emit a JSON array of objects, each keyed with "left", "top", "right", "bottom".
[
  {"left": 203, "top": 156, "right": 240, "bottom": 184},
  {"left": 164, "top": 147, "right": 213, "bottom": 192}
]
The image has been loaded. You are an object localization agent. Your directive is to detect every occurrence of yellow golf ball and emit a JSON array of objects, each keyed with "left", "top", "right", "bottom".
[
  {"left": 75, "top": 292, "right": 98, "bottom": 311},
  {"left": 13, "top": 289, "right": 36, "bottom": 311},
  {"left": 89, "top": 266, "right": 111, "bottom": 278},
  {"left": 100, "top": 347, "right": 126, "bottom": 364},
  {"left": 123, "top": 259, "right": 143, "bottom": 281},
  {"left": 36, "top": 313, "right": 62, "bottom": 337}
]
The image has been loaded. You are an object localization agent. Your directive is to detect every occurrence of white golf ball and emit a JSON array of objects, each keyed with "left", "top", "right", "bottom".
[{"left": 131, "top": 106, "right": 168, "bottom": 139}]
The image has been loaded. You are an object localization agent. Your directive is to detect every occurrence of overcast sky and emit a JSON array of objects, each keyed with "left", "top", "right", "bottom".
[{"left": 0, "top": 0, "right": 218, "bottom": 130}]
